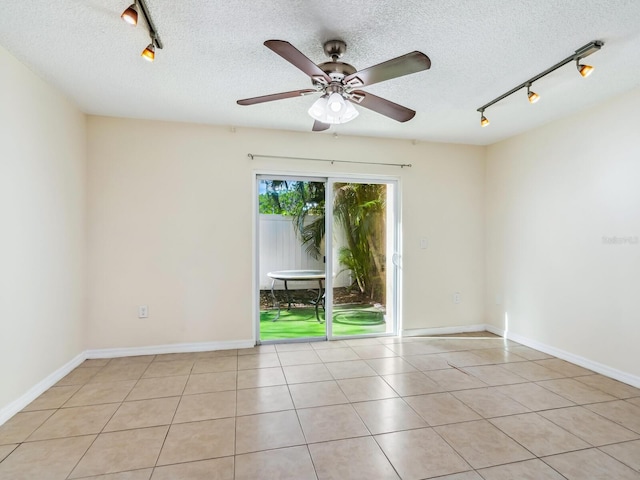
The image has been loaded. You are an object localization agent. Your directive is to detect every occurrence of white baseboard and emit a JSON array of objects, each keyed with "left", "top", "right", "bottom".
[
  {"left": 85, "top": 339, "right": 255, "bottom": 359},
  {"left": 402, "top": 324, "right": 488, "bottom": 337},
  {"left": 487, "top": 324, "right": 640, "bottom": 389},
  {"left": 0, "top": 351, "right": 86, "bottom": 427},
  {"left": 406, "top": 322, "right": 640, "bottom": 388},
  {"left": 484, "top": 324, "right": 506, "bottom": 337},
  {"left": 0, "top": 339, "right": 255, "bottom": 427}
]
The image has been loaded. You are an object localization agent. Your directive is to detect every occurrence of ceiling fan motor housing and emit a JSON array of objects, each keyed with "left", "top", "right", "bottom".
[
  {"left": 323, "top": 40, "right": 347, "bottom": 60},
  {"left": 317, "top": 40, "right": 357, "bottom": 89},
  {"left": 318, "top": 61, "right": 357, "bottom": 80}
]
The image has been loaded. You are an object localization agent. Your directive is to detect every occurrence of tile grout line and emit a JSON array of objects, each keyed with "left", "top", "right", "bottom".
[
  {"left": 595, "top": 440, "right": 640, "bottom": 473},
  {"left": 63, "top": 358, "right": 151, "bottom": 480},
  {"left": 284, "top": 360, "right": 320, "bottom": 480},
  {"left": 45, "top": 361, "right": 112, "bottom": 480},
  {"left": 149, "top": 357, "right": 195, "bottom": 477}
]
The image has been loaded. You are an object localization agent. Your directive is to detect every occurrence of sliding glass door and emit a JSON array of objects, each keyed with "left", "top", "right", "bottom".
[
  {"left": 257, "top": 175, "right": 327, "bottom": 342},
  {"left": 256, "top": 174, "right": 399, "bottom": 343},
  {"left": 327, "top": 179, "right": 398, "bottom": 339}
]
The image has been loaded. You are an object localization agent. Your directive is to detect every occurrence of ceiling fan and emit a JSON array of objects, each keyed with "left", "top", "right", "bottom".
[{"left": 237, "top": 40, "right": 431, "bottom": 131}]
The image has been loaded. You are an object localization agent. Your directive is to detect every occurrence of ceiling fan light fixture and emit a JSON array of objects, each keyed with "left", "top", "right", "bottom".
[
  {"left": 308, "top": 96, "right": 328, "bottom": 120},
  {"left": 141, "top": 42, "right": 155, "bottom": 62},
  {"left": 576, "top": 60, "right": 594, "bottom": 77},
  {"left": 308, "top": 95, "right": 359, "bottom": 125},
  {"left": 327, "top": 92, "right": 346, "bottom": 114},
  {"left": 334, "top": 100, "right": 359, "bottom": 123},
  {"left": 121, "top": 3, "right": 138, "bottom": 25}
]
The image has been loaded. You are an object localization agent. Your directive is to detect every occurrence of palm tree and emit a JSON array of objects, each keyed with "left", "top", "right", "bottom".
[
  {"left": 288, "top": 182, "right": 386, "bottom": 302},
  {"left": 333, "top": 183, "right": 386, "bottom": 301}
]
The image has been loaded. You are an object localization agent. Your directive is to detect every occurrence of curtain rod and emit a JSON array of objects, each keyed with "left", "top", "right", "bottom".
[{"left": 247, "top": 153, "right": 412, "bottom": 168}]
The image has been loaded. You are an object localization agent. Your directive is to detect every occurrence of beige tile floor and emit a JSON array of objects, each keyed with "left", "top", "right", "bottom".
[{"left": 1, "top": 333, "right": 640, "bottom": 479}]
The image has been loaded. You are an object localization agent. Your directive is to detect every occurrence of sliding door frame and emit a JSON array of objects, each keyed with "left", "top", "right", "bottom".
[
  {"left": 253, "top": 170, "right": 402, "bottom": 345},
  {"left": 325, "top": 176, "right": 401, "bottom": 341},
  {"left": 254, "top": 174, "right": 328, "bottom": 345}
]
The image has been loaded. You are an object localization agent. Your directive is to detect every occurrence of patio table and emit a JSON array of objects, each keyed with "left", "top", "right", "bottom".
[{"left": 267, "top": 270, "right": 325, "bottom": 322}]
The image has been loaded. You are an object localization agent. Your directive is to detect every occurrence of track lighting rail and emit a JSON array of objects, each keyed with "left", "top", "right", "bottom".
[
  {"left": 476, "top": 40, "right": 603, "bottom": 124},
  {"left": 137, "top": 0, "right": 163, "bottom": 49}
]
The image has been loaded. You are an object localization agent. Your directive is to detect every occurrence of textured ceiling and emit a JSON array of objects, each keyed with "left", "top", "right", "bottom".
[{"left": 1, "top": 0, "right": 639, "bottom": 145}]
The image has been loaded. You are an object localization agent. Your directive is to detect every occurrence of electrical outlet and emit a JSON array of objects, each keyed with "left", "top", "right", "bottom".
[
  {"left": 138, "top": 305, "right": 148, "bottom": 318},
  {"left": 420, "top": 237, "right": 428, "bottom": 249},
  {"left": 453, "top": 292, "right": 461, "bottom": 304}
]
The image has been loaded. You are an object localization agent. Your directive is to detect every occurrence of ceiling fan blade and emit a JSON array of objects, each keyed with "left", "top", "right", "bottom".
[
  {"left": 312, "top": 120, "right": 330, "bottom": 132},
  {"left": 237, "top": 89, "right": 316, "bottom": 106},
  {"left": 350, "top": 91, "right": 416, "bottom": 122},
  {"left": 264, "top": 40, "right": 331, "bottom": 83},
  {"left": 344, "top": 51, "right": 431, "bottom": 87}
]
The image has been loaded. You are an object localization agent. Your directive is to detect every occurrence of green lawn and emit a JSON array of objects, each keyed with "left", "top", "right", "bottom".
[{"left": 260, "top": 305, "right": 387, "bottom": 341}]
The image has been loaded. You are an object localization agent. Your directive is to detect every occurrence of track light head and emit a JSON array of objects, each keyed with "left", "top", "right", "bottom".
[
  {"left": 576, "top": 60, "right": 594, "bottom": 78},
  {"left": 526, "top": 84, "right": 540, "bottom": 104},
  {"left": 480, "top": 110, "right": 489, "bottom": 127},
  {"left": 141, "top": 42, "right": 155, "bottom": 62},
  {"left": 121, "top": 3, "right": 138, "bottom": 25}
]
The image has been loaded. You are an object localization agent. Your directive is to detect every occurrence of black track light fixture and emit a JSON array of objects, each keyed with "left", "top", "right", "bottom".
[
  {"left": 576, "top": 59, "right": 594, "bottom": 78},
  {"left": 141, "top": 42, "right": 156, "bottom": 62},
  {"left": 120, "top": 0, "right": 163, "bottom": 61},
  {"left": 477, "top": 40, "right": 603, "bottom": 127},
  {"left": 480, "top": 109, "right": 489, "bottom": 127},
  {"left": 121, "top": 2, "right": 138, "bottom": 25},
  {"left": 526, "top": 83, "right": 540, "bottom": 104}
]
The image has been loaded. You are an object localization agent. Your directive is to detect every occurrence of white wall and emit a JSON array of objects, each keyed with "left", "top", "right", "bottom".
[
  {"left": 0, "top": 46, "right": 86, "bottom": 411},
  {"left": 486, "top": 87, "right": 640, "bottom": 379},
  {"left": 86, "top": 118, "right": 486, "bottom": 348}
]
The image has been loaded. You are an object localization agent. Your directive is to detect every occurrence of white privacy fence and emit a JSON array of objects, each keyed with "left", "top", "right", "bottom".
[{"left": 259, "top": 214, "right": 352, "bottom": 290}]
